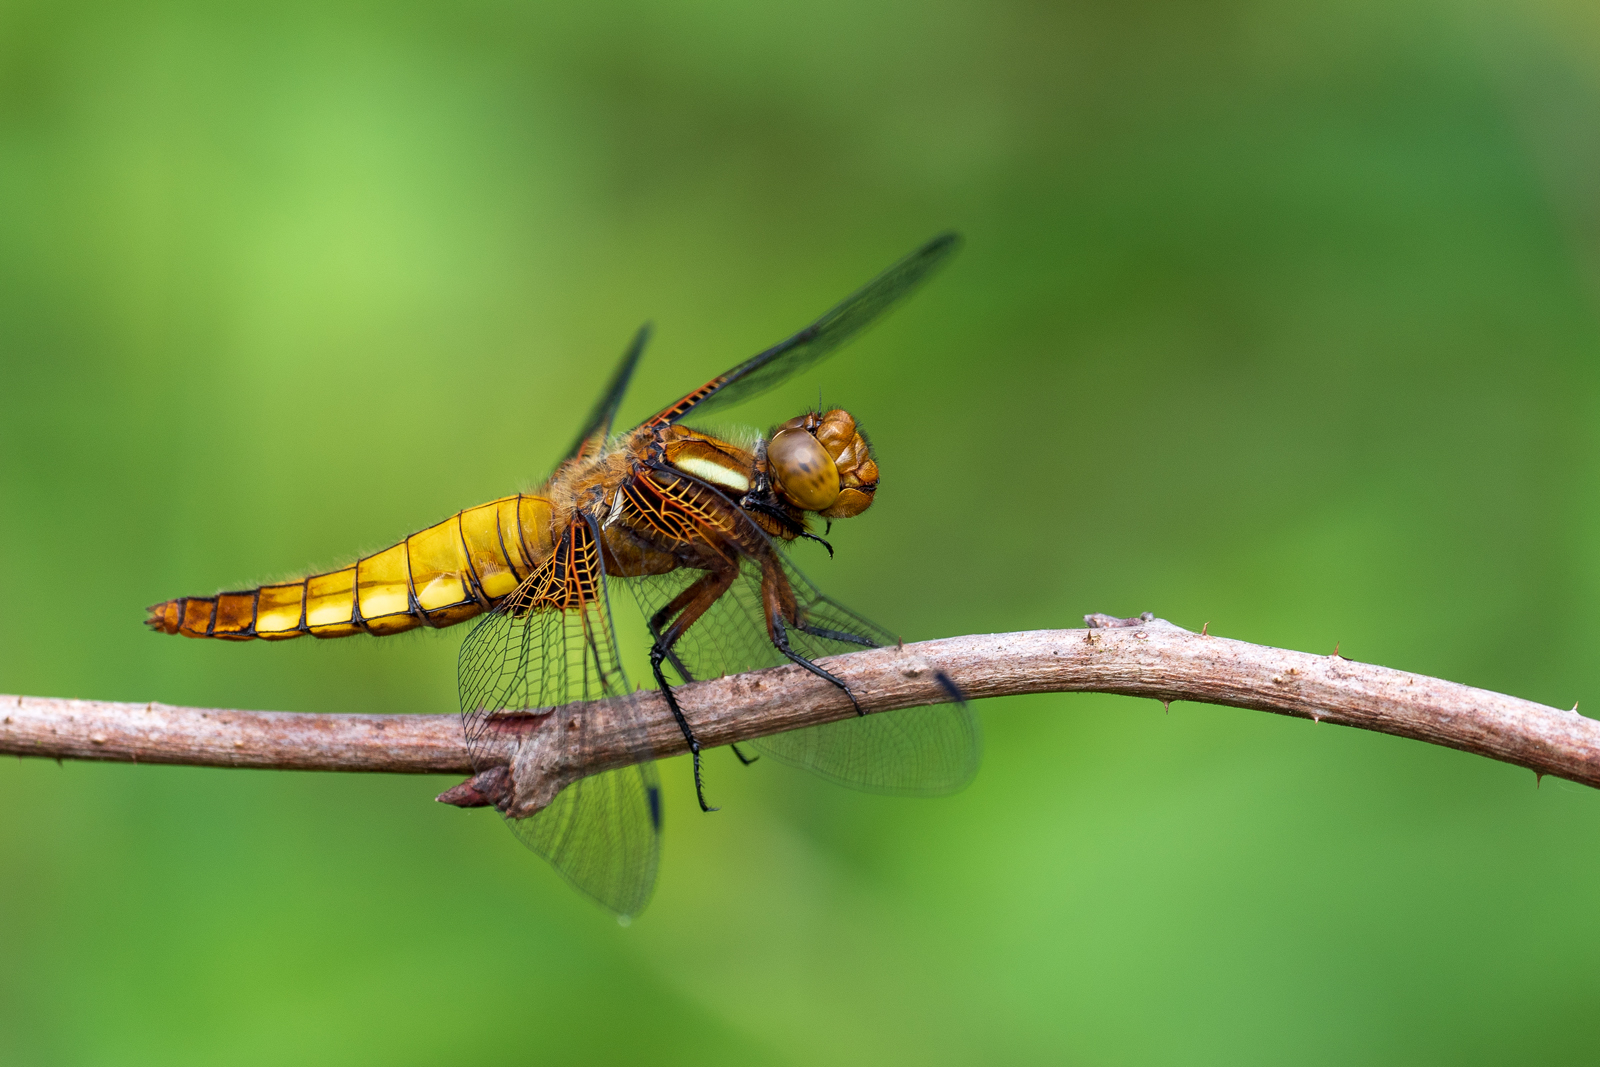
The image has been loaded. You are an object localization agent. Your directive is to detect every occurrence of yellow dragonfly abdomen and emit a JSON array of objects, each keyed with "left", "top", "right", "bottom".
[{"left": 146, "top": 494, "right": 555, "bottom": 640}]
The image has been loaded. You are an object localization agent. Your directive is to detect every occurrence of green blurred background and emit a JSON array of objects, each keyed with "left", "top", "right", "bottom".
[{"left": 5, "top": 0, "right": 1600, "bottom": 1062}]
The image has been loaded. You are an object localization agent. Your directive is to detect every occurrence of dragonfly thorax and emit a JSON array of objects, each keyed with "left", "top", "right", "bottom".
[{"left": 657, "top": 427, "right": 753, "bottom": 496}]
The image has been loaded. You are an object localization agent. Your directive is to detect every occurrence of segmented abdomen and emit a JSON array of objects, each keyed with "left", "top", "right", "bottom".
[{"left": 146, "top": 494, "right": 555, "bottom": 640}]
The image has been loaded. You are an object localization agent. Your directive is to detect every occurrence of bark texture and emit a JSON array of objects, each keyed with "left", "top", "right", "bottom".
[{"left": 4, "top": 619, "right": 1596, "bottom": 788}]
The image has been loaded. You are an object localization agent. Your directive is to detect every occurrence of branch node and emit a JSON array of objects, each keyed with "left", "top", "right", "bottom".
[{"left": 437, "top": 766, "right": 512, "bottom": 809}]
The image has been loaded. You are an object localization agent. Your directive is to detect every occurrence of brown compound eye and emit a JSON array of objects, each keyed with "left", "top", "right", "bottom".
[{"left": 768, "top": 427, "right": 841, "bottom": 512}]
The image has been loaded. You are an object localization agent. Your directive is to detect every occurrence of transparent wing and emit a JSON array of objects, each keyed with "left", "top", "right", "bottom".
[
  {"left": 648, "top": 233, "right": 961, "bottom": 425},
  {"left": 504, "top": 740, "right": 661, "bottom": 919},
  {"left": 459, "top": 575, "right": 661, "bottom": 918},
  {"left": 622, "top": 553, "right": 979, "bottom": 796}
]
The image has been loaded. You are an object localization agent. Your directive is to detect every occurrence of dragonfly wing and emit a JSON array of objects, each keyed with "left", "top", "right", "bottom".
[
  {"left": 648, "top": 233, "right": 961, "bottom": 425},
  {"left": 621, "top": 552, "right": 980, "bottom": 796},
  {"left": 750, "top": 703, "right": 979, "bottom": 796},
  {"left": 458, "top": 526, "right": 662, "bottom": 918},
  {"left": 748, "top": 577, "right": 980, "bottom": 796},
  {"left": 503, "top": 748, "right": 661, "bottom": 920},
  {"left": 566, "top": 323, "right": 651, "bottom": 462}
]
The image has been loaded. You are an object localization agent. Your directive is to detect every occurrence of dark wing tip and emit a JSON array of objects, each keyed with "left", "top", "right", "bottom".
[
  {"left": 661, "top": 231, "right": 967, "bottom": 423},
  {"left": 566, "top": 322, "right": 654, "bottom": 459},
  {"left": 911, "top": 231, "right": 963, "bottom": 266}
]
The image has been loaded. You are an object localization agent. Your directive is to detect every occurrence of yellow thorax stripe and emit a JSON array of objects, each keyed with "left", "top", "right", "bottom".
[{"left": 670, "top": 454, "right": 751, "bottom": 494}]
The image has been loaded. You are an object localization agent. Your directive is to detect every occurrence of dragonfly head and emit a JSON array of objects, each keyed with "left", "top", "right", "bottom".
[{"left": 767, "top": 408, "right": 878, "bottom": 519}]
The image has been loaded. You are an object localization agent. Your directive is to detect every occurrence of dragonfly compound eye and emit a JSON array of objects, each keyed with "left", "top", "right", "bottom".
[{"left": 768, "top": 426, "right": 842, "bottom": 512}]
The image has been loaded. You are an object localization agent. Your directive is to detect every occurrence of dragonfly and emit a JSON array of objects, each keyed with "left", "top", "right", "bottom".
[{"left": 146, "top": 233, "right": 980, "bottom": 917}]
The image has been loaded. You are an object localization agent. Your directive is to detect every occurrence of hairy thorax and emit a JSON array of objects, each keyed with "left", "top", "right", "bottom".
[{"left": 539, "top": 424, "right": 765, "bottom": 580}]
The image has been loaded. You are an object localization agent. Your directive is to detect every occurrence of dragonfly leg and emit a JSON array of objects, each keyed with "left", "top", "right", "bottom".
[
  {"left": 771, "top": 615, "right": 865, "bottom": 717},
  {"left": 795, "top": 621, "right": 875, "bottom": 647},
  {"left": 649, "top": 646, "right": 716, "bottom": 813},
  {"left": 647, "top": 566, "right": 741, "bottom": 812},
  {"left": 758, "top": 555, "right": 866, "bottom": 716},
  {"left": 649, "top": 599, "right": 761, "bottom": 768},
  {"left": 793, "top": 622, "right": 967, "bottom": 710},
  {"left": 646, "top": 599, "right": 697, "bottom": 685}
]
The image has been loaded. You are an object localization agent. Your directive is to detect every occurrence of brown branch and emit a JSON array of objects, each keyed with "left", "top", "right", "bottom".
[{"left": 4, "top": 618, "right": 1597, "bottom": 797}]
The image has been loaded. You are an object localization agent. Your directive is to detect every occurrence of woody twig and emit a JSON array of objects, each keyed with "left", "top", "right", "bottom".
[{"left": 4, "top": 617, "right": 1596, "bottom": 794}]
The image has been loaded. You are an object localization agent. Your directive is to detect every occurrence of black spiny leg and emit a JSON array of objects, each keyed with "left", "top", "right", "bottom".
[
  {"left": 648, "top": 607, "right": 759, "bottom": 772},
  {"left": 790, "top": 621, "right": 967, "bottom": 715},
  {"left": 771, "top": 616, "right": 866, "bottom": 717},
  {"left": 646, "top": 567, "right": 740, "bottom": 813},
  {"left": 647, "top": 605, "right": 695, "bottom": 685},
  {"left": 796, "top": 622, "right": 875, "bottom": 647},
  {"left": 649, "top": 644, "right": 716, "bottom": 812}
]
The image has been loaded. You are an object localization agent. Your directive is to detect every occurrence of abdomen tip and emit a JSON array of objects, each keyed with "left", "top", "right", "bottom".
[{"left": 145, "top": 600, "right": 181, "bottom": 635}]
